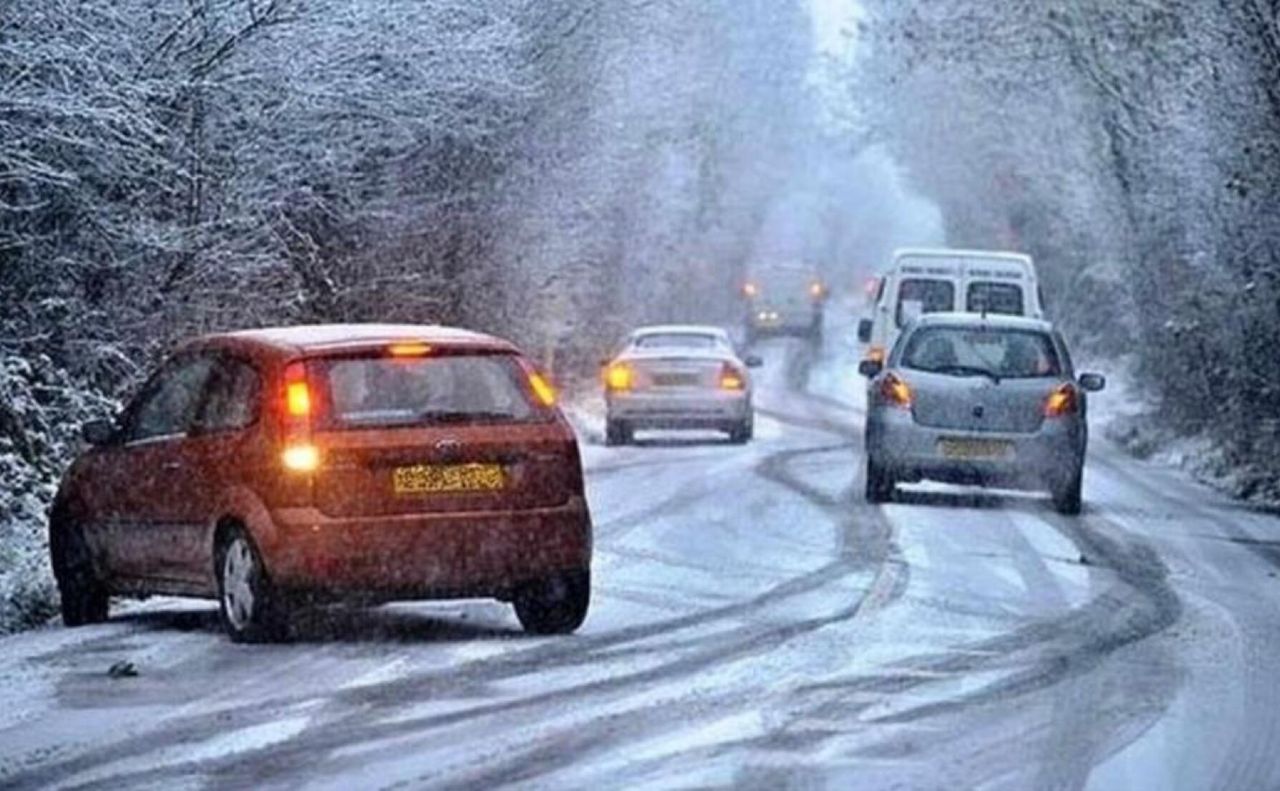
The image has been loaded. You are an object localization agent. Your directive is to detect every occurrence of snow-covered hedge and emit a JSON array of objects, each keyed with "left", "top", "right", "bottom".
[
  {"left": 857, "top": 0, "right": 1280, "bottom": 492},
  {"left": 0, "top": 0, "right": 817, "bottom": 633},
  {"left": 0, "top": 355, "right": 116, "bottom": 633}
]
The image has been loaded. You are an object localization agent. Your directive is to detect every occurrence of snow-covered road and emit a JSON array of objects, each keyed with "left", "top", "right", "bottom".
[{"left": 3, "top": 318, "right": 1280, "bottom": 790}]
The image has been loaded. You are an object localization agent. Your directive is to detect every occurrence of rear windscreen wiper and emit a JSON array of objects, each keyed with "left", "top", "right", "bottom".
[
  {"left": 417, "top": 411, "right": 520, "bottom": 424},
  {"left": 930, "top": 364, "right": 1002, "bottom": 383}
]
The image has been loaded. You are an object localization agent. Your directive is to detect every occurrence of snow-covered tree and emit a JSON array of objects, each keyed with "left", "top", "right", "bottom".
[{"left": 856, "top": 0, "right": 1280, "bottom": 496}]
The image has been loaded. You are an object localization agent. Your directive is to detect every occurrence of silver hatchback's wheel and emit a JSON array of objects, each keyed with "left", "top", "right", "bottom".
[
  {"left": 865, "top": 452, "right": 895, "bottom": 503},
  {"left": 216, "top": 528, "right": 285, "bottom": 642},
  {"left": 1051, "top": 466, "right": 1084, "bottom": 516}
]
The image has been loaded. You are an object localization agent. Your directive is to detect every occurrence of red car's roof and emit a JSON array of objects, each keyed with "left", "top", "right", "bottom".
[{"left": 189, "top": 324, "right": 517, "bottom": 356}]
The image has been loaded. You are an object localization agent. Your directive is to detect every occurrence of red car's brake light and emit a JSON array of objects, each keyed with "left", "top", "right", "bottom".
[
  {"left": 281, "top": 361, "right": 319, "bottom": 472},
  {"left": 528, "top": 371, "right": 557, "bottom": 407},
  {"left": 283, "top": 362, "right": 312, "bottom": 418},
  {"left": 387, "top": 342, "right": 432, "bottom": 358}
]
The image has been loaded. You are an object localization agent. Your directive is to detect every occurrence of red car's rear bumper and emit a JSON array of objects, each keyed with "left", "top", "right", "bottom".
[{"left": 260, "top": 497, "right": 592, "bottom": 598}]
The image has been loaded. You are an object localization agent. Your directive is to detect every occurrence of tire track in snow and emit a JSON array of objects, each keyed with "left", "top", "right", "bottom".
[
  {"left": 726, "top": 359, "right": 1183, "bottom": 787},
  {"left": 1086, "top": 446, "right": 1280, "bottom": 791},
  {"left": 10, "top": 345, "right": 906, "bottom": 788},
  {"left": 5, "top": 349, "right": 902, "bottom": 790},
  {"left": 720, "top": 501, "right": 1180, "bottom": 789}
]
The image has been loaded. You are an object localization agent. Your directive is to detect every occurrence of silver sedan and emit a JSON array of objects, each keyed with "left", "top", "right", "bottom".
[
  {"left": 603, "top": 325, "right": 762, "bottom": 445},
  {"left": 859, "top": 313, "right": 1105, "bottom": 514}
]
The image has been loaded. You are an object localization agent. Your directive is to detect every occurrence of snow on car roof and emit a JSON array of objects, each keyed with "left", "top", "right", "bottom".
[
  {"left": 211, "top": 324, "right": 513, "bottom": 353},
  {"left": 893, "top": 247, "right": 1033, "bottom": 263},
  {"left": 911, "top": 312, "right": 1054, "bottom": 332},
  {"left": 630, "top": 324, "right": 730, "bottom": 338}
]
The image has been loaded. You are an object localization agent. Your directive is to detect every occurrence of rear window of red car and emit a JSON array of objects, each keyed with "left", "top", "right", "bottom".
[{"left": 312, "top": 353, "right": 544, "bottom": 429}]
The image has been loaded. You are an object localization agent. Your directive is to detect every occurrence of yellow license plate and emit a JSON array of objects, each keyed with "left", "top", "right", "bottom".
[
  {"left": 938, "top": 439, "right": 1012, "bottom": 460},
  {"left": 393, "top": 463, "right": 506, "bottom": 494}
]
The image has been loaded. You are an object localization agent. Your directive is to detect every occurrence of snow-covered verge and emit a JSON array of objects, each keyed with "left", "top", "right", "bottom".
[
  {"left": 0, "top": 356, "right": 116, "bottom": 634},
  {"left": 1092, "top": 355, "right": 1280, "bottom": 508},
  {"left": 0, "top": 0, "right": 822, "bottom": 636}
]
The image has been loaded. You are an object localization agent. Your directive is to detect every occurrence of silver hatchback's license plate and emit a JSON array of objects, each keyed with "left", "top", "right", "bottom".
[{"left": 938, "top": 438, "right": 1012, "bottom": 460}]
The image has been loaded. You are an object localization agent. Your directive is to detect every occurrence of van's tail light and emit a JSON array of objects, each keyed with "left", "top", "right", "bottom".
[
  {"left": 719, "top": 363, "right": 746, "bottom": 391},
  {"left": 879, "top": 372, "right": 913, "bottom": 409},
  {"left": 280, "top": 361, "right": 320, "bottom": 472},
  {"left": 1044, "top": 383, "right": 1079, "bottom": 417},
  {"left": 742, "top": 281, "right": 759, "bottom": 298},
  {"left": 604, "top": 362, "right": 634, "bottom": 392},
  {"left": 810, "top": 281, "right": 827, "bottom": 300}
]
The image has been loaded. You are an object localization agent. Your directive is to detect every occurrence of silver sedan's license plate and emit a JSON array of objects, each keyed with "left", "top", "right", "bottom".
[
  {"left": 652, "top": 373, "right": 700, "bottom": 387},
  {"left": 938, "top": 438, "right": 1012, "bottom": 460}
]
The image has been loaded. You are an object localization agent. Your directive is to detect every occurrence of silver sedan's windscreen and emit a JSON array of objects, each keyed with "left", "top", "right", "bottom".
[{"left": 901, "top": 327, "right": 1061, "bottom": 379}]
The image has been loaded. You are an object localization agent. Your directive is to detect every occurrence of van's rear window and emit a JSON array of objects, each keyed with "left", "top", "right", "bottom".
[
  {"left": 967, "top": 282, "right": 1024, "bottom": 316},
  {"left": 315, "top": 353, "right": 539, "bottom": 428},
  {"left": 896, "top": 279, "right": 955, "bottom": 327}
]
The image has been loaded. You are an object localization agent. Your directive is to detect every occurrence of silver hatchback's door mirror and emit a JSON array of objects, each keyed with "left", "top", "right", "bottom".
[
  {"left": 1078, "top": 372, "right": 1106, "bottom": 392},
  {"left": 858, "top": 360, "right": 883, "bottom": 378}
]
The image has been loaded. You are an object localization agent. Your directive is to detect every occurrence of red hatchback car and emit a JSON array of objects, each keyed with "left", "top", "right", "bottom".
[{"left": 49, "top": 325, "right": 593, "bottom": 641}]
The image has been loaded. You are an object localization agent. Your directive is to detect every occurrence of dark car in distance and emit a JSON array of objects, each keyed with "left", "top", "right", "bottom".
[{"left": 49, "top": 324, "right": 593, "bottom": 641}]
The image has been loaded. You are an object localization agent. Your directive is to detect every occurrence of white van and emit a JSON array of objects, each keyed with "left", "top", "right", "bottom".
[{"left": 857, "top": 248, "right": 1043, "bottom": 362}]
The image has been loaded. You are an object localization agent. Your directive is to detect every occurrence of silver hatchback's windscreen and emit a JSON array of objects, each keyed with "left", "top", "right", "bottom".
[
  {"left": 320, "top": 354, "right": 537, "bottom": 427},
  {"left": 901, "top": 327, "right": 1061, "bottom": 379}
]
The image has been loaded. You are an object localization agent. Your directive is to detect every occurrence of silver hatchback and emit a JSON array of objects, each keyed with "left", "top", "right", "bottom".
[{"left": 859, "top": 313, "right": 1105, "bottom": 513}]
